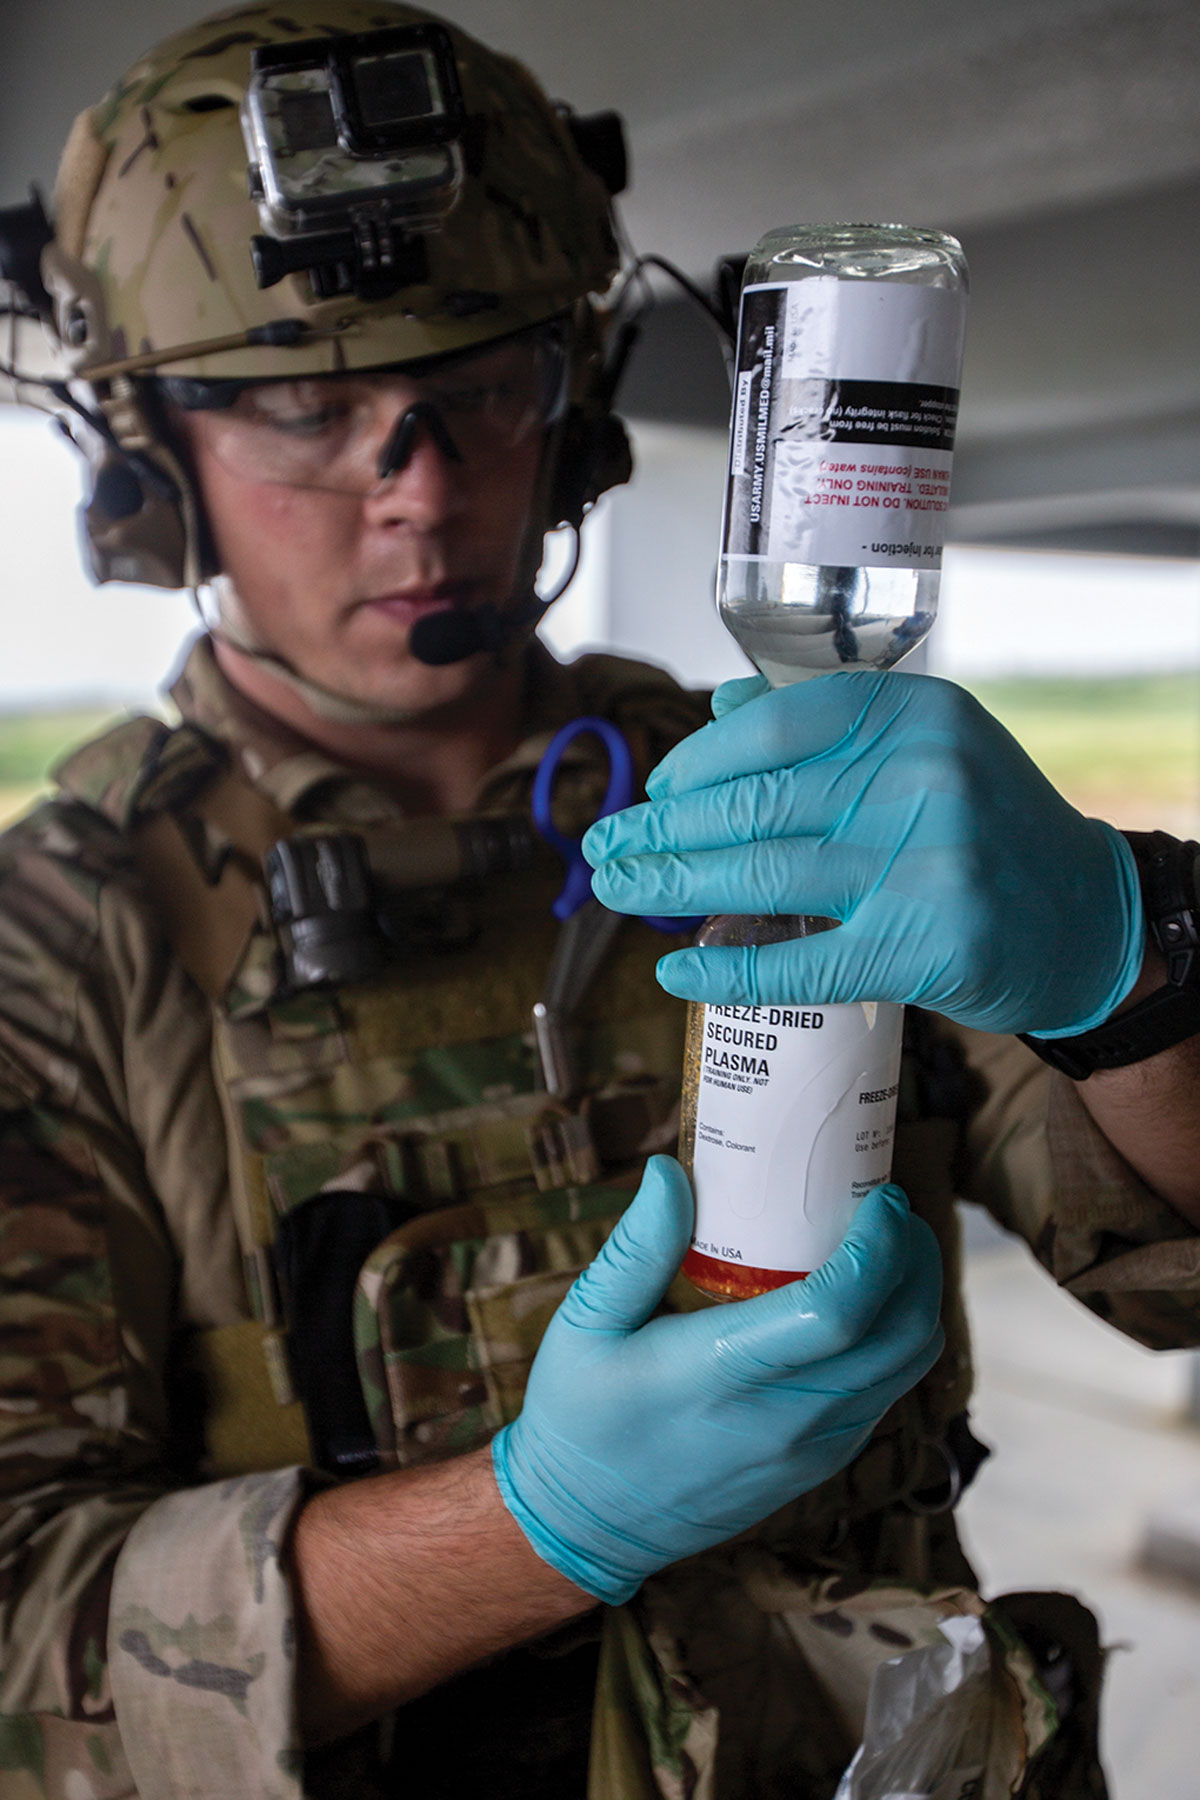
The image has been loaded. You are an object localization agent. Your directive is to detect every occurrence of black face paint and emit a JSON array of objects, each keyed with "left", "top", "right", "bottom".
[{"left": 376, "top": 400, "right": 464, "bottom": 480}]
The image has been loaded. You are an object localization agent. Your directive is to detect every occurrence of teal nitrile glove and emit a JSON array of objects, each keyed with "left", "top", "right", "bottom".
[
  {"left": 491, "top": 1157, "right": 943, "bottom": 1604},
  {"left": 582, "top": 669, "right": 1145, "bottom": 1038}
]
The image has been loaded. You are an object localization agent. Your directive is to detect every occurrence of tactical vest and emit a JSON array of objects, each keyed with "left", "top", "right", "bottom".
[{"left": 54, "top": 702, "right": 1095, "bottom": 1800}]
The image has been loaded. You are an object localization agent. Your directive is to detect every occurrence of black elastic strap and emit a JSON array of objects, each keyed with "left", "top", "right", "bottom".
[{"left": 271, "top": 1188, "right": 419, "bottom": 1476}]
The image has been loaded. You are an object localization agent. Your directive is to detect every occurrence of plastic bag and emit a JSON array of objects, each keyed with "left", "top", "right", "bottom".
[{"left": 834, "top": 1614, "right": 995, "bottom": 1800}]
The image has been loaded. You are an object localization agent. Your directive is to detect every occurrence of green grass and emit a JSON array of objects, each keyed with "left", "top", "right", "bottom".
[
  {"left": 0, "top": 708, "right": 127, "bottom": 783},
  {"left": 960, "top": 673, "right": 1200, "bottom": 829},
  {"left": 0, "top": 707, "right": 128, "bottom": 826}
]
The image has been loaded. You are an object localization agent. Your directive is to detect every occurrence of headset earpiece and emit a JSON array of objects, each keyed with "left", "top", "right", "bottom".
[
  {"left": 548, "top": 406, "right": 632, "bottom": 530},
  {"left": 0, "top": 190, "right": 55, "bottom": 319},
  {"left": 82, "top": 447, "right": 191, "bottom": 589},
  {"left": 90, "top": 456, "right": 146, "bottom": 522}
]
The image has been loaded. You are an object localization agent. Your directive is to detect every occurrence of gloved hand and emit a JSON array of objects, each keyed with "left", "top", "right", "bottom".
[
  {"left": 582, "top": 669, "right": 1145, "bottom": 1038},
  {"left": 491, "top": 1156, "right": 943, "bottom": 1604}
]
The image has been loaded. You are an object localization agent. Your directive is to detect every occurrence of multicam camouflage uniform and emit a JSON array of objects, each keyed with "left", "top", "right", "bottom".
[{"left": 1, "top": 636, "right": 1199, "bottom": 1800}]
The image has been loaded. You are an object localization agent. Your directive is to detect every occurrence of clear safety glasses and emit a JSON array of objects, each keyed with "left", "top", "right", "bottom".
[{"left": 165, "top": 326, "right": 569, "bottom": 496}]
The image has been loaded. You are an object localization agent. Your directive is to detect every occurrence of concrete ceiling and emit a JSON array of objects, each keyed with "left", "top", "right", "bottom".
[{"left": 3, "top": 0, "right": 1198, "bottom": 553}]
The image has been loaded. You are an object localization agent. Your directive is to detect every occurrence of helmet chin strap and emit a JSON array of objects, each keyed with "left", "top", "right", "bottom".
[
  {"left": 196, "top": 526, "right": 575, "bottom": 728},
  {"left": 198, "top": 576, "right": 434, "bottom": 726}
]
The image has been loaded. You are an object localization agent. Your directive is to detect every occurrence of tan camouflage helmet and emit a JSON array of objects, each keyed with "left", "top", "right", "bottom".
[{"left": 42, "top": 0, "right": 627, "bottom": 588}]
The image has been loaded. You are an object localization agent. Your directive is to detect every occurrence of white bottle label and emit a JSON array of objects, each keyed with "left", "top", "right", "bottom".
[
  {"left": 691, "top": 999, "right": 904, "bottom": 1274},
  {"left": 724, "top": 279, "right": 967, "bottom": 572}
]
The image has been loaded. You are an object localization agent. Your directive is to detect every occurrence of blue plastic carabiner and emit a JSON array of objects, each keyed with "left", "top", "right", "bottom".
[
  {"left": 532, "top": 717, "right": 635, "bottom": 921},
  {"left": 532, "top": 717, "right": 702, "bottom": 934}
]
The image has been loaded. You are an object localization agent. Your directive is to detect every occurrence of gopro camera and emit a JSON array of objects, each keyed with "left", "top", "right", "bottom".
[{"left": 241, "top": 23, "right": 466, "bottom": 298}]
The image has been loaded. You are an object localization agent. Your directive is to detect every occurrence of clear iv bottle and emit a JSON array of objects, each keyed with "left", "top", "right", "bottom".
[{"left": 680, "top": 223, "right": 968, "bottom": 1303}]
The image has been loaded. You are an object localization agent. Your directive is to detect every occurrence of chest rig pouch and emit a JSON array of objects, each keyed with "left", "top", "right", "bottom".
[{"left": 124, "top": 732, "right": 696, "bottom": 1480}]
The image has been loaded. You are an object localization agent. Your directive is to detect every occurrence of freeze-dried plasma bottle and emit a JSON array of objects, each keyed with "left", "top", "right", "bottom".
[{"left": 679, "top": 223, "right": 968, "bottom": 1301}]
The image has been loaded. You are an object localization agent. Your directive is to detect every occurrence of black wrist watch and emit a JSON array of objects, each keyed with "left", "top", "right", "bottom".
[{"left": 1019, "top": 830, "right": 1200, "bottom": 1080}]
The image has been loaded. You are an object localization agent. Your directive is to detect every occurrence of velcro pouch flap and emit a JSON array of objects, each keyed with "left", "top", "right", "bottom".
[{"left": 354, "top": 1180, "right": 641, "bottom": 1469}]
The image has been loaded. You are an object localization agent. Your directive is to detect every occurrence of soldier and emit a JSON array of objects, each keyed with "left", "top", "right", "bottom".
[{"left": 0, "top": 4, "right": 1198, "bottom": 1799}]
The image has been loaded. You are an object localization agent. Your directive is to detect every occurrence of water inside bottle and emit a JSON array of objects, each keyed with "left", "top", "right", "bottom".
[{"left": 719, "top": 561, "right": 938, "bottom": 681}]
